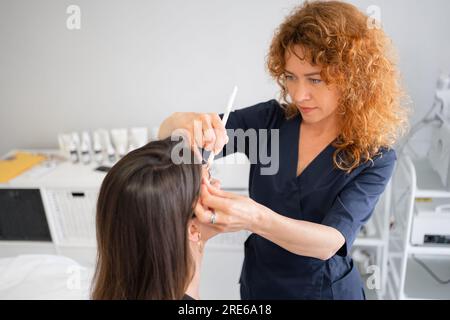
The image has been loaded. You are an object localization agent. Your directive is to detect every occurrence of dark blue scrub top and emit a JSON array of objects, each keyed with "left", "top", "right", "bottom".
[{"left": 219, "top": 99, "right": 396, "bottom": 300}]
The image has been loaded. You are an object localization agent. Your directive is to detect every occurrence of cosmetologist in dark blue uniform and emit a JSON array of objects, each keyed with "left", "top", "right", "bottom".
[
  {"left": 159, "top": 1, "right": 407, "bottom": 300},
  {"left": 220, "top": 99, "right": 395, "bottom": 299}
]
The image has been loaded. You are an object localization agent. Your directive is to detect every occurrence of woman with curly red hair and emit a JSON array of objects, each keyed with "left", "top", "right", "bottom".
[{"left": 159, "top": 0, "right": 408, "bottom": 299}]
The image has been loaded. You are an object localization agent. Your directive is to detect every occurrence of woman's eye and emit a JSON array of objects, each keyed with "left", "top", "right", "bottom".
[
  {"left": 284, "top": 74, "right": 295, "bottom": 81},
  {"left": 309, "top": 78, "right": 322, "bottom": 84}
]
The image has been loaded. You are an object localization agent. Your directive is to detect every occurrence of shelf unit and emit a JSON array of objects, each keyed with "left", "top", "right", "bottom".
[{"left": 384, "top": 154, "right": 450, "bottom": 300}]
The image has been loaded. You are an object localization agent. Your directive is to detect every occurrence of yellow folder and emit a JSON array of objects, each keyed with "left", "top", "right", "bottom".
[{"left": 0, "top": 151, "right": 47, "bottom": 183}]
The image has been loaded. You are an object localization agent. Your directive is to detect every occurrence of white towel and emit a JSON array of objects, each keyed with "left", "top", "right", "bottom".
[{"left": 0, "top": 254, "right": 93, "bottom": 300}]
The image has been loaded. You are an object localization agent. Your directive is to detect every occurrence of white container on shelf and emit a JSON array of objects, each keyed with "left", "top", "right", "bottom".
[{"left": 412, "top": 199, "right": 450, "bottom": 245}]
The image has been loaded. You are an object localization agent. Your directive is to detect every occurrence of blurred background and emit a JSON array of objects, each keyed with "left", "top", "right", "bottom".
[{"left": 1, "top": 0, "right": 450, "bottom": 155}]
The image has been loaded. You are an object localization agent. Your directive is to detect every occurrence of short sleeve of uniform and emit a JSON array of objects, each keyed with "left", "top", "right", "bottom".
[{"left": 321, "top": 149, "right": 397, "bottom": 257}]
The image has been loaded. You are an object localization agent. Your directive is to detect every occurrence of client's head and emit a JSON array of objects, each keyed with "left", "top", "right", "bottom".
[{"left": 92, "top": 138, "right": 213, "bottom": 299}]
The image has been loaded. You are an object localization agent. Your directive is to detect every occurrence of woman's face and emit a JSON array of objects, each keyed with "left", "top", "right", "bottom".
[{"left": 284, "top": 45, "right": 341, "bottom": 125}]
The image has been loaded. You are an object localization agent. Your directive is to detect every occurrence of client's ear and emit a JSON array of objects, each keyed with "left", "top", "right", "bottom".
[
  {"left": 187, "top": 220, "right": 201, "bottom": 243},
  {"left": 192, "top": 218, "right": 220, "bottom": 242}
]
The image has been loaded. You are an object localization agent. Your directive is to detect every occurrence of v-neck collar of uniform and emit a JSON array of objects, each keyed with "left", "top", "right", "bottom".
[{"left": 292, "top": 114, "right": 336, "bottom": 181}]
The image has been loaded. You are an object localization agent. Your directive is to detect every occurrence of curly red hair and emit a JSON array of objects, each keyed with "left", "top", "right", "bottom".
[{"left": 267, "top": 0, "right": 408, "bottom": 172}]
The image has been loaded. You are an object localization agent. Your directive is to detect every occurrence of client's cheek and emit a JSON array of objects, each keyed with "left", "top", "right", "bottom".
[
  {"left": 201, "top": 166, "right": 211, "bottom": 181},
  {"left": 210, "top": 178, "right": 221, "bottom": 189},
  {"left": 198, "top": 223, "right": 219, "bottom": 241}
]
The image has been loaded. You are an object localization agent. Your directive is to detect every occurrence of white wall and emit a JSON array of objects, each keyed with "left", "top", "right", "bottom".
[{"left": 1, "top": 0, "right": 450, "bottom": 155}]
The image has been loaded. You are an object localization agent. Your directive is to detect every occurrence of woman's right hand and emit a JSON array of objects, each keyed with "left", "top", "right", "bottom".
[{"left": 158, "top": 112, "right": 229, "bottom": 156}]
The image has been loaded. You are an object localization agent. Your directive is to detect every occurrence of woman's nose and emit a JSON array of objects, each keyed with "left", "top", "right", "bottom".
[{"left": 292, "top": 82, "right": 312, "bottom": 103}]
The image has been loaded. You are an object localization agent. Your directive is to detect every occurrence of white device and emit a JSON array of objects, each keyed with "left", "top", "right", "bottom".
[
  {"left": 427, "top": 123, "right": 450, "bottom": 188},
  {"left": 426, "top": 73, "right": 450, "bottom": 188},
  {"left": 435, "top": 73, "right": 450, "bottom": 119},
  {"left": 411, "top": 199, "right": 450, "bottom": 245}
]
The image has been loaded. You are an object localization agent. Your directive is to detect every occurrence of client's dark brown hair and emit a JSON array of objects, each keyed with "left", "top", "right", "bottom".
[{"left": 91, "top": 138, "right": 202, "bottom": 299}]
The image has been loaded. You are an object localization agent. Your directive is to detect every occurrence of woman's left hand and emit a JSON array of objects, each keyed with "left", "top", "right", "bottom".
[{"left": 195, "top": 178, "right": 264, "bottom": 233}]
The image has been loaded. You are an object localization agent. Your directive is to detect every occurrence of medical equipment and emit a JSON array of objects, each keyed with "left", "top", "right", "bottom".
[
  {"left": 426, "top": 74, "right": 450, "bottom": 189},
  {"left": 400, "top": 73, "right": 450, "bottom": 188},
  {"left": 411, "top": 198, "right": 450, "bottom": 245},
  {"left": 384, "top": 74, "right": 450, "bottom": 299},
  {"left": 400, "top": 73, "right": 450, "bottom": 247},
  {"left": 428, "top": 122, "right": 450, "bottom": 188},
  {"left": 436, "top": 73, "right": 450, "bottom": 118}
]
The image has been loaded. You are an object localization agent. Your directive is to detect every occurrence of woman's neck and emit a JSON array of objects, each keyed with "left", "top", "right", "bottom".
[
  {"left": 301, "top": 112, "right": 339, "bottom": 139},
  {"left": 185, "top": 249, "right": 203, "bottom": 299}
]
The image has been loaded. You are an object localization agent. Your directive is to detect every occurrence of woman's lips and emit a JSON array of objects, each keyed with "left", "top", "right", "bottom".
[{"left": 299, "top": 106, "right": 317, "bottom": 114}]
